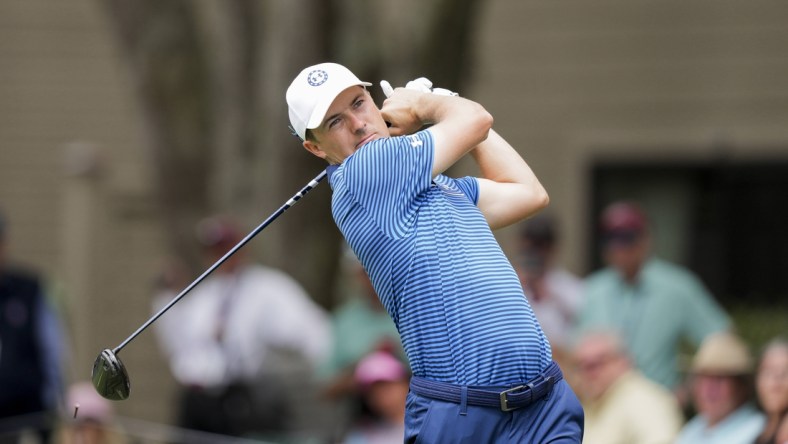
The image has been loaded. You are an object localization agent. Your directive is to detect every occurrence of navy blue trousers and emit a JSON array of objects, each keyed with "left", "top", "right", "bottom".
[{"left": 404, "top": 379, "right": 584, "bottom": 443}]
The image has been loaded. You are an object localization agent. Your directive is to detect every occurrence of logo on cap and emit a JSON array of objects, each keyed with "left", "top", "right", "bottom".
[{"left": 307, "top": 69, "right": 328, "bottom": 87}]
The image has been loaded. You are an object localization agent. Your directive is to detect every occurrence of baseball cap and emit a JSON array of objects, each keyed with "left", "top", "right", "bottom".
[
  {"left": 600, "top": 202, "right": 648, "bottom": 245},
  {"left": 354, "top": 351, "right": 407, "bottom": 389},
  {"left": 68, "top": 381, "right": 114, "bottom": 423},
  {"left": 691, "top": 332, "right": 754, "bottom": 376},
  {"left": 195, "top": 215, "right": 242, "bottom": 249},
  {"left": 521, "top": 213, "right": 557, "bottom": 249},
  {"left": 286, "top": 62, "right": 372, "bottom": 140}
]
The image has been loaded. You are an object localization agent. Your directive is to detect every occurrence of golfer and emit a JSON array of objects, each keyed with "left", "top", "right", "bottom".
[{"left": 287, "top": 63, "right": 583, "bottom": 443}]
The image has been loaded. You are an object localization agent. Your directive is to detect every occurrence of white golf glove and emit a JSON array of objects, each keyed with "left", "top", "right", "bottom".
[
  {"left": 405, "top": 77, "right": 433, "bottom": 93},
  {"left": 380, "top": 77, "right": 458, "bottom": 98}
]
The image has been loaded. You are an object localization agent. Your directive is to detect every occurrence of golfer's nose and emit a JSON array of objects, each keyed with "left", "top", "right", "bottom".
[{"left": 348, "top": 113, "right": 366, "bottom": 133}]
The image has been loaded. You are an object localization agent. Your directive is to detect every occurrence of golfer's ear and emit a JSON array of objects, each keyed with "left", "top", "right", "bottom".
[{"left": 302, "top": 140, "right": 326, "bottom": 160}]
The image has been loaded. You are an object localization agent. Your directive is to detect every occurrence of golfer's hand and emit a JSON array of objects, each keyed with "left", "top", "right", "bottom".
[
  {"left": 380, "top": 77, "right": 457, "bottom": 98},
  {"left": 407, "top": 77, "right": 459, "bottom": 96},
  {"left": 379, "top": 78, "right": 458, "bottom": 136},
  {"left": 380, "top": 88, "right": 427, "bottom": 137}
]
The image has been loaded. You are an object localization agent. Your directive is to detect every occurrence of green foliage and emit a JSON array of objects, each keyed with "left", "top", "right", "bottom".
[{"left": 729, "top": 304, "right": 788, "bottom": 354}]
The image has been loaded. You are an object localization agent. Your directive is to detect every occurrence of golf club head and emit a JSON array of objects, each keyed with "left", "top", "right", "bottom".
[{"left": 91, "top": 349, "right": 130, "bottom": 400}]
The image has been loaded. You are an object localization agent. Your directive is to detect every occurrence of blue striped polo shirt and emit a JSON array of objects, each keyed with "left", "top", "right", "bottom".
[{"left": 328, "top": 129, "right": 551, "bottom": 385}]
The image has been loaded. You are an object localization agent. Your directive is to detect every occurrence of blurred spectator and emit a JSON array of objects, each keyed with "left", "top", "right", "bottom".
[
  {"left": 515, "top": 213, "right": 583, "bottom": 365},
  {"left": 342, "top": 351, "right": 410, "bottom": 444},
  {"left": 56, "top": 381, "right": 126, "bottom": 444},
  {"left": 318, "top": 250, "right": 402, "bottom": 438},
  {"left": 676, "top": 332, "right": 765, "bottom": 444},
  {"left": 577, "top": 201, "right": 731, "bottom": 393},
  {"left": 0, "top": 209, "right": 66, "bottom": 443},
  {"left": 152, "top": 215, "right": 331, "bottom": 438},
  {"left": 754, "top": 337, "right": 788, "bottom": 444},
  {"left": 319, "top": 250, "right": 402, "bottom": 398},
  {"left": 573, "top": 329, "right": 682, "bottom": 444}
]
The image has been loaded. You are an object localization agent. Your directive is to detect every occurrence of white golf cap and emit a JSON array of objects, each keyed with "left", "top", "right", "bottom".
[{"left": 286, "top": 62, "right": 371, "bottom": 140}]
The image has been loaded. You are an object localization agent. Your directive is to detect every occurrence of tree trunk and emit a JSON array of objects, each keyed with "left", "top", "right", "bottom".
[{"left": 102, "top": 0, "right": 214, "bottom": 273}]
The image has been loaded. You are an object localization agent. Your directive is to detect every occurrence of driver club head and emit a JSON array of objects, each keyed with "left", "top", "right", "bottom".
[{"left": 91, "top": 349, "right": 131, "bottom": 400}]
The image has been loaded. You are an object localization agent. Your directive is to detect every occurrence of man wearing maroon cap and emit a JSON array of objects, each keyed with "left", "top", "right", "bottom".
[{"left": 576, "top": 201, "right": 731, "bottom": 397}]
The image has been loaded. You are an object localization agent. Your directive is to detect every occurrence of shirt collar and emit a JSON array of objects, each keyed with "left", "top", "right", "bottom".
[{"left": 326, "top": 164, "right": 340, "bottom": 184}]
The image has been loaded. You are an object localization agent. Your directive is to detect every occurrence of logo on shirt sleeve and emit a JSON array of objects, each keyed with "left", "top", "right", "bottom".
[{"left": 409, "top": 134, "right": 423, "bottom": 147}]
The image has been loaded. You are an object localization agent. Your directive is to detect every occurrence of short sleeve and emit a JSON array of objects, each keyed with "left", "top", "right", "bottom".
[
  {"left": 450, "top": 176, "right": 479, "bottom": 205},
  {"left": 343, "top": 130, "right": 434, "bottom": 238},
  {"left": 681, "top": 277, "right": 731, "bottom": 345}
]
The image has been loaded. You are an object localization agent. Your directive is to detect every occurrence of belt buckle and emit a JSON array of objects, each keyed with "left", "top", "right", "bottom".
[{"left": 499, "top": 384, "right": 527, "bottom": 412}]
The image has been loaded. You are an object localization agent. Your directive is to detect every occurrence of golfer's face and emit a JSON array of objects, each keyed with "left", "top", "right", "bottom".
[{"left": 306, "top": 86, "right": 388, "bottom": 164}]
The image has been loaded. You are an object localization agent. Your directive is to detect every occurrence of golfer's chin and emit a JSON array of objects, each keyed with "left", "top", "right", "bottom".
[{"left": 356, "top": 133, "right": 379, "bottom": 150}]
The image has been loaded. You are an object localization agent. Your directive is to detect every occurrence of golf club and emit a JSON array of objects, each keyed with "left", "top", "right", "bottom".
[{"left": 91, "top": 169, "right": 327, "bottom": 400}]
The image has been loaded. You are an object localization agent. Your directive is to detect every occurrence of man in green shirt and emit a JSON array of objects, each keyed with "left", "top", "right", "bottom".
[{"left": 577, "top": 201, "right": 731, "bottom": 392}]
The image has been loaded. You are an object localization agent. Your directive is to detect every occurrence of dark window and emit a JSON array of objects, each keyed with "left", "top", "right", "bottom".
[{"left": 590, "top": 160, "right": 788, "bottom": 307}]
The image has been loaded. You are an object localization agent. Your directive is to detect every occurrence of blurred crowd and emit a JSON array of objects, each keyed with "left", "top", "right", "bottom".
[
  {"left": 523, "top": 202, "right": 787, "bottom": 444},
  {"left": 1, "top": 202, "right": 787, "bottom": 444},
  {"left": 521, "top": 202, "right": 787, "bottom": 444}
]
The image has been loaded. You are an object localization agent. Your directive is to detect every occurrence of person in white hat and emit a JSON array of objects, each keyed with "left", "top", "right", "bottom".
[
  {"left": 676, "top": 332, "right": 766, "bottom": 444},
  {"left": 286, "top": 63, "right": 583, "bottom": 443}
]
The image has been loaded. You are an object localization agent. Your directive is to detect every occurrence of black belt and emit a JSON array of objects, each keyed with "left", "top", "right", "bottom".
[{"left": 409, "top": 361, "right": 562, "bottom": 412}]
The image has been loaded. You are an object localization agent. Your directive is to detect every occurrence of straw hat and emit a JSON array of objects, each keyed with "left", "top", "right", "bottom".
[{"left": 691, "top": 332, "right": 753, "bottom": 375}]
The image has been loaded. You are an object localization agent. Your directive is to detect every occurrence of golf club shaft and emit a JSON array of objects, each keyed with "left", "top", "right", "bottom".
[{"left": 113, "top": 169, "right": 328, "bottom": 354}]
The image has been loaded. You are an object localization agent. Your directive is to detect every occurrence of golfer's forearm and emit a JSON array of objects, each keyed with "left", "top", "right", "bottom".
[
  {"left": 414, "top": 93, "right": 486, "bottom": 127},
  {"left": 419, "top": 95, "right": 493, "bottom": 176},
  {"left": 472, "top": 130, "right": 549, "bottom": 228},
  {"left": 471, "top": 130, "right": 543, "bottom": 187}
]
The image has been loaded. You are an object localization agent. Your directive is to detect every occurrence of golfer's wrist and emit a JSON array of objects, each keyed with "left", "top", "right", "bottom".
[{"left": 414, "top": 92, "right": 454, "bottom": 127}]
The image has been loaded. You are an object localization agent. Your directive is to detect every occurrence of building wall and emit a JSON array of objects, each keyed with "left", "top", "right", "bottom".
[
  {"left": 0, "top": 0, "right": 173, "bottom": 423},
  {"left": 472, "top": 0, "right": 788, "bottom": 274}
]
